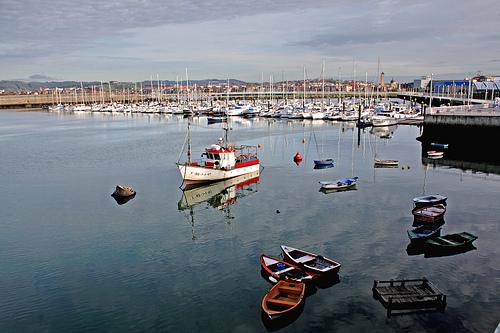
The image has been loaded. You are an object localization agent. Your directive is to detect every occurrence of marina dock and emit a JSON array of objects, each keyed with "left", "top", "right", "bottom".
[{"left": 372, "top": 278, "right": 447, "bottom": 317}]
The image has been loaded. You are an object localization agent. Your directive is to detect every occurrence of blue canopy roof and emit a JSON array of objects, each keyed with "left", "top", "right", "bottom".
[{"left": 432, "top": 80, "right": 469, "bottom": 88}]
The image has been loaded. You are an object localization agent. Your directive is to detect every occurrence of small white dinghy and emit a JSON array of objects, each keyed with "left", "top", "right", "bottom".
[{"left": 319, "top": 177, "right": 358, "bottom": 190}]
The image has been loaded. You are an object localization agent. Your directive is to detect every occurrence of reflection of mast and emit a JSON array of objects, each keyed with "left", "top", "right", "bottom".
[
  {"left": 178, "top": 173, "right": 260, "bottom": 237},
  {"left": 187, "top": 120, "right": 191, "bottom": 163},
  {"left": 189, "top": 206, "right": 196, "bottom": 241},
  {"left": 422, "top": 164, "right": 428, "bottom": 195}
]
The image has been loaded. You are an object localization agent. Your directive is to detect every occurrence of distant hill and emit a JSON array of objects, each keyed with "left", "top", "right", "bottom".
[{"left": 0, "top": 78, "right": 249, "bottom": 91}]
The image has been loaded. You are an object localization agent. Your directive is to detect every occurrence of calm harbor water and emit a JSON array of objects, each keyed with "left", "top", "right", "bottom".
[{"left": 1, "top": 111, "right": 499, "bottom": 332}]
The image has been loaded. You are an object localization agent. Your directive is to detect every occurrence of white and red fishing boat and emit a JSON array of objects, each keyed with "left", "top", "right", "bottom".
[{"left": 177, "top": 123, "right": 260, "bottom": 184}]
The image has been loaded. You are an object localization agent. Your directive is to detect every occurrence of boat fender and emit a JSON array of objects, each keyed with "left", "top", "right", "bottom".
[{"left": 268, "top": 276, "right": 278, "bottom": 284}]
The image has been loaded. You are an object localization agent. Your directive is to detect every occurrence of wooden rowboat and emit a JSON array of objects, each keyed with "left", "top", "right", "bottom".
[
  {"left": 281, "top": 245, "right": 341, "bottom": 277},
  {"left": 261, "top": 280, "right": 305, "bottom": 320},
  {"left": 412, "top": 204, "right": 446, "bottom": 223},
  {"left": 425, "top": 232, "right": 478, "bottom": 250},
  {"left": 260, "top": 255, "right": 313, "bottom": 283},
  {"left": 374, "top": 159, "right": 399, "bottom": 167}
]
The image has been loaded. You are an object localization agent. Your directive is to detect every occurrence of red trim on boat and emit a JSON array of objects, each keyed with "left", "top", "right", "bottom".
[{"left": 235, "top": 159, "right": 260, "bottom": 168}]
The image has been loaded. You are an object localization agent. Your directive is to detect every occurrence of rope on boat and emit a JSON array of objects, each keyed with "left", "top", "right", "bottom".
[{"left": 177, "top": 130, "right": 189, "bottom": 164}]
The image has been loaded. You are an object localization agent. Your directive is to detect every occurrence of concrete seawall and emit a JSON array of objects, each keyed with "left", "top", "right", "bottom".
[
  {"left": 424, "top": 106, "right": 500, "bottom": 127},
  {"left": 425, "top": 114, "right": 500, "bottom": 127}
]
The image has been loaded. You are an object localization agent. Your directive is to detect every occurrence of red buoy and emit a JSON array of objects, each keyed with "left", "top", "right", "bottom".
[{"left": 293, "top": 152, "right": 303, "bottom": 163}]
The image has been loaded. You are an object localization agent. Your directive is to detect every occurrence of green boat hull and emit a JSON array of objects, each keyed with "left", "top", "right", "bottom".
[{"left": 425, "top": 232, "right": 478, "bottom": 249}]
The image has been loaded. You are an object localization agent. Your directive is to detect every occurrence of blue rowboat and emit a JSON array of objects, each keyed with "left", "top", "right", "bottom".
[
  {"left": 413, "top": 194, "right": 447, "bottom": 208},
  {"left": 407, "top": 225, "right": 442, "bottom": 241},
  {"left": 314, "top": 159, "right": 334, "bottom": 166},
  {"left": 430, "top": 143, "right": 449, "bottom": 149}
]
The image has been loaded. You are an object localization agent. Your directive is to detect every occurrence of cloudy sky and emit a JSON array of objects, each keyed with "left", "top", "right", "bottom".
[{"left": 1, "top": 0, "right": 499, "bottom": 82}]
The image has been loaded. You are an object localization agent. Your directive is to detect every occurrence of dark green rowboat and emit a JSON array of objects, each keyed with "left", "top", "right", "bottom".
[{"left": 425, "top": 232, "right": 478, "bottom": 250}]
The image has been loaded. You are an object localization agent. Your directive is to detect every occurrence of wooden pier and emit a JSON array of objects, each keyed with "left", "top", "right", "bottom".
[{"left": 372, "top": 278, "right": 446, "bottom": 317}]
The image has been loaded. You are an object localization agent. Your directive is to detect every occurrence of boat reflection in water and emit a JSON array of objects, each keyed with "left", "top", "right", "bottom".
[
  {"left": 420, "top": 129, "right": 500, "bottom": 175},
  {"left": 178, "top": 171, "right": 260, "bottom": 239},
  {"left": 406, "top": 242, "right": 476, "bottom": 258},
  {"left": 370, "top": 125, "right": 397, "bottom": 139},
  {"left": 313, "top": 164, "right": 334, "bottom": 170},
  {"left": 179, "top": 170, "right": 260, "bottom": 210}
]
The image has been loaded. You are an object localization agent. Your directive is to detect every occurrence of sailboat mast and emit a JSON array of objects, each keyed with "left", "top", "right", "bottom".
[
  {"left": 338, "top": 67, "right": 342, "bottom": 105},
  {"left": 365, "top": 72, "right": 368, "bottom": 106},
  {"left": 185, "top": 68, "right": 189, "bottom": 105},
  {"left": 81, "top": 82, "right": 85, "bottom": 104},
  {"left": 322, "top": 60, "right": 325, "bottom": 111},
  {"left": 176, "top": 76, "right": 179, "bottom": 104},
  {"left": 100, "top": 81, "right": 104, "bottom": 104},
  {"left": 429, "top": 73, "right": 434, "bottom": 115},
  {"left": 352, "top": 58, "right": 356, "bottom": 104},
  {"left": 303, "top": 66, "right": 306, "bottom": 108},
  {"left": 269, "top": 75, "right": 273, "bottom": 107},
  {"left": 376, "top": 56, "right": 380, "bottom": 102},
  {"left": 150, "top": 76, "right": 154, "bottom": 100},
  {"left": 157, "top": 74, "right": 161, "bottom": 103},
  {"left": 226, "top": 77, "right": 229, "bottom": 107},
  {"left": 260, "top": 72, "right": 263, "bottom": 103},
  {"left": 108, "top": 82, "right": 113, "bottom": 104}
]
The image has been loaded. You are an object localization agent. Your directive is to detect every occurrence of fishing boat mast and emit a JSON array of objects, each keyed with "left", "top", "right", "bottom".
[{"left": 187, "top": 119, "right": 191, "bottom": 163}]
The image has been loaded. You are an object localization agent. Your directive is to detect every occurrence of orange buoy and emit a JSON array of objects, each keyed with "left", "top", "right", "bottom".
[{"left": 293, "top": 152, "right": 303, "bottom": 163}]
